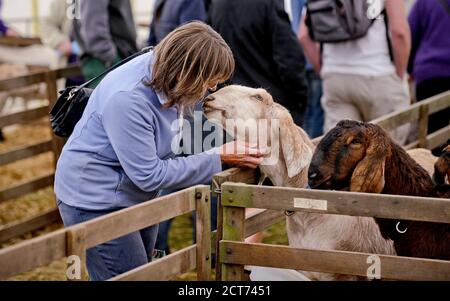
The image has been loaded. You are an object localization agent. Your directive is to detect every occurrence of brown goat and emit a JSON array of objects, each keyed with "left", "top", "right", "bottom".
[
  {"left": 433, "top": 141, "right": 450, "bottom": 185},
  {"left": 309, "top": 120, "right": 450, "bottom": 260}
]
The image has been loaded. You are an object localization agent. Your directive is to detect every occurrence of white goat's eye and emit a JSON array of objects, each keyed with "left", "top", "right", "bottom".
[{"left": 253, "top": 95, "right": 263, "bottom": 101}]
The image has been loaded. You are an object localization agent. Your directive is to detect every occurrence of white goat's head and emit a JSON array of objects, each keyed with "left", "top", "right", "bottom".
[{"left": 203, "top": 85, "right": 312, "bottom": 179}]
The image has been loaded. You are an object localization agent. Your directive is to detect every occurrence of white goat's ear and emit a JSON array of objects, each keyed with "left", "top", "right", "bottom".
[
  {"left": 258, "top": 88, "right": 274, "bottom": 105},
  {"left": 279, "top": 115, "right": 313, "bottom": 178}
]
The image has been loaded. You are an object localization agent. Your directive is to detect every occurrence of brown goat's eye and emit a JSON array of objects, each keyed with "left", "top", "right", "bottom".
[
  {"left": 253, "top": 95, "right": 264, "bottom": 101},
  {"left": 351, "top": 139, "right": 361, "bottom": 145}
]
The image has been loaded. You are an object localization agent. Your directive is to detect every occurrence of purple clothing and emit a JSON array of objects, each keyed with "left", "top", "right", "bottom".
[
  {"left": 408, "top": 0, "right": 450, "bottom": 85},
  {"left": 0, "top": 0, "right": 8, "bottom": 34}
]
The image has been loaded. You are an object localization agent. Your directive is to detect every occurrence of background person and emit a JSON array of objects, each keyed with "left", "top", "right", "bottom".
[
  {"left": 147, "top": 0, "right": 206, "bottom": 46},
  {"left": 208, "top": 0, "right": 309, "bottom": 126},
  {"left": 72, "top": 0, "right": 138, "bottom": 86},
  {"left": 408, "top": 0, "right": 450, "bottom": 134},
  {"left": 299, "top": 0, "right": 411, "bottom": 145}
]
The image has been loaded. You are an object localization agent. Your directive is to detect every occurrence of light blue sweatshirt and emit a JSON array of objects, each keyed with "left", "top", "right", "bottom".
[{"left": 54, "top": 51, "right": 222, "bottom": 210}]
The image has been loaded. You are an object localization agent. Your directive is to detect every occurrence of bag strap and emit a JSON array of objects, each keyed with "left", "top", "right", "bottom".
[
  {"left": 382, "top": 9, "right": 394, "bottom": 62},
  {"left": 78, "top": 46, "right": 154, "bottom": 90},
  {"left": 438, "top": 0, "right": 450, "bottom": 16}
]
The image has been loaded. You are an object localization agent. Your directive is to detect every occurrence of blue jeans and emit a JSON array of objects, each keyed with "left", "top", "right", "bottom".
[
  {"left": 303, "top": 70, "right": 324, "bottom": 138},
  {"left": 155, "top": 189, "right": 218, "bottom": 254},
  {"left": 57, "top": 200, "right": 158, "bottom": 281}
]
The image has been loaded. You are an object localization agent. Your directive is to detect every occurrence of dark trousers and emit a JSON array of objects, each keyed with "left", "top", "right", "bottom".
[{"left": 416, "top": 77, "right": 450, "bottom": 134}]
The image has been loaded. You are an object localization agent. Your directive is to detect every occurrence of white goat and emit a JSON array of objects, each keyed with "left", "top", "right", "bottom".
[{"left": 204, "top": 85, "right": 396, "bottom": 280}]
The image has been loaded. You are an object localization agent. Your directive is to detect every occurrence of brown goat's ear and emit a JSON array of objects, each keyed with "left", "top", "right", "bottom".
[
  {"left": 433, "top": 157, "right": 449, "bottom": 185},
  {"left": 350, "top": 136, "right": 387, "bottom": 193}
]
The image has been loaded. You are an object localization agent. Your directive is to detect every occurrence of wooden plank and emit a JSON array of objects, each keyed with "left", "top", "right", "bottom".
[
  {"left": 0, "top": 65, "right": 82, "bottom": 92},
  {"left": 404, "top": 140, "right": 419, "bottom": 150},
  {"left": 66, "top": 225, "right": 87, "bottom": 281},
  {"left": 0, "top": 106, "right": 49, "bottom": 128},
  {"left": 54, "top": 65, "right": 82, "bottom": 79},
  {"left": 221, "top": 183, "right": 450, "bottom": 223},
  {"left": 221, "top": 198, "right": 245, "bottom": 281},
  {"left": 220, "top": 241, "right": 450, "bottom": 281},
  {"left": 245, "top": 209, "right": 285, "bottom": 238},
  {"left": 213, "top": 168, "right": 257, "bottom": 193},
  {"left": 371, "top": 91, "right": 450, "bottom": 130},
  {"left": 418, "top": 104, "right": 429, "bottom": 148},
  {"left": 0, "top": 71, "right": 47, "bottom": 92},
  {"left": 427, "top": 125, "right": 450, "bottom": 150},
  {"left": 0, "top": 229, "right": 66, "bottom": 280},
  {"left": 109, "top": 245, "right": 196, "bottom": 281},
  {"left": 84, "top": 187, "right": 196, "bottom": 248},
  {"left": 0, "top": 172, "right": 54, "bottom": 203},
  {"left": 211, "top": 209, "right": 285, "bottom": 256},
  {"left": 0, "top": 140, "right": 53, "bottom": 166},
  {"left": 424, "top": 90, "right": 450, "bottom": 115},
  {"left": 0, "top": 36, "right": 42, "bottom": 47},
  {"left": 212, "top": 168, "right": 257, "bottom": 281},
  {"left": 0, "top": 208, "right": 61, "bottom": 244},
  {"left": 195, "top": 186, "right": 212, "bottom": 281},
  {"left": 372, "top": 107, "right": 419, "bottom": 131}
]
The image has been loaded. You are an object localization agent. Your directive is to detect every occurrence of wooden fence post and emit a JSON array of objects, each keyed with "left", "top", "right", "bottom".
[
  {"left": 45, "top": 71, "right": 66, "bottom": 168},
  {"left": 195, "top": 186, "right": 212, "bottom": 281},
  {"left": 220, "top": 185, "right": 246, "bottom": 281},
  {"left": 66, "top": 225, "right": 87, "bottom": 281},
  {"left": 418, "top": 104, "right": 429, "bottom": 148}
]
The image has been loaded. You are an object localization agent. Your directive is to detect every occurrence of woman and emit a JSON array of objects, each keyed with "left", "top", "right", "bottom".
[{"left": 55, "top": 22, "right": 264, "bottom": 280}]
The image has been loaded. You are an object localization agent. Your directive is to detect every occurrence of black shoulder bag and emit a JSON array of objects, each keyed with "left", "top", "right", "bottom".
[{"left": 49, "top": 46, "right": 153, "bottom": 138}]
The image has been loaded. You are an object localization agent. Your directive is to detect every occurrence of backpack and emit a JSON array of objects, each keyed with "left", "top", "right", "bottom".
[{"left": 305, "top": 0, "right": 381, "bottom": 43}]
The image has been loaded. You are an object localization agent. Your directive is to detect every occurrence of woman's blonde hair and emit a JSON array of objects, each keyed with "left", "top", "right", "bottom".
[{"left": 149, "top": 21, "right": 235, "bottom": 108}]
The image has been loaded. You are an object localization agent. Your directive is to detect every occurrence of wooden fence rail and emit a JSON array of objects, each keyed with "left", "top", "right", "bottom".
[
  {"left": 0, "top": 185, "right": 211, "bottom": 281},
  {"left": 218, "top": 183, "right": 450, "bottom": 281},
  {"left": 0, "top": 65, "right": 82, "bottom": 243}
]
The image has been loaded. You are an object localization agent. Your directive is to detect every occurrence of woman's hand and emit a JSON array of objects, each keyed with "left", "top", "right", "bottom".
[{"left": 220, "top": 141, "right": 266, "bottom": 169}]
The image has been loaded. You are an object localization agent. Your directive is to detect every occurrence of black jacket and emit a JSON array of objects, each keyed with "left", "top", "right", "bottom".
[{"left": 208, "top": 0, "right": 308, "bottom": 116}]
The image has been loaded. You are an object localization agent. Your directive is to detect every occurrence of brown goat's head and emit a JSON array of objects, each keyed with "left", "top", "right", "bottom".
[
  {"left": 433, "top": 141, "right": 450, "bottom": 185},
  {"left": 308, "top": 120, "right": 391, "bottom": 193}
]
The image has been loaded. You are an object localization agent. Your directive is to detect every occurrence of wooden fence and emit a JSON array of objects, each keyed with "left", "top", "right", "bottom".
[
  {"left": 0, "top": 65, "right": 82, "bottom": 243},
  {"left": 0, "top": 185, "right": 212, "bottom": 281},
  {"left": 0, "top": 36, "right": 42, "bottom": 47},
  {"left": 218, "top": 183, "right": 450, "bottom": 281}
]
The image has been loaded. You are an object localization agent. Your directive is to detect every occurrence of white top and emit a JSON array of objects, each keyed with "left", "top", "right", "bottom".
[{"left": 321, "top": 4, "right": 396, "bottom": 77}]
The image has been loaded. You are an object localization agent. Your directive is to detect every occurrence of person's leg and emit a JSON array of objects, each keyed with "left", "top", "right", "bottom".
[
  {"left": 321, "top": 74, "right": 362, "bottom": 133},
  {"left": 361, "top": 74, "right": 410, "bottom": 145},
  {"left": 57, "top": 200, "right": 152, "bottom": 281},
  {"left": 304, "top": 71, "right": 324, "bottom": 138},
  {"left": 140, "top": 224, "right": 159, "bottom": 261},
  {"left": 416, "top": 77, "right": 450, "bottom": 134},
  {"left": 154, "top": 189, "right": 179, "bottom": 254},
  {"left": 154, "top": 219, "right": 173, "bottom": 254}
]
